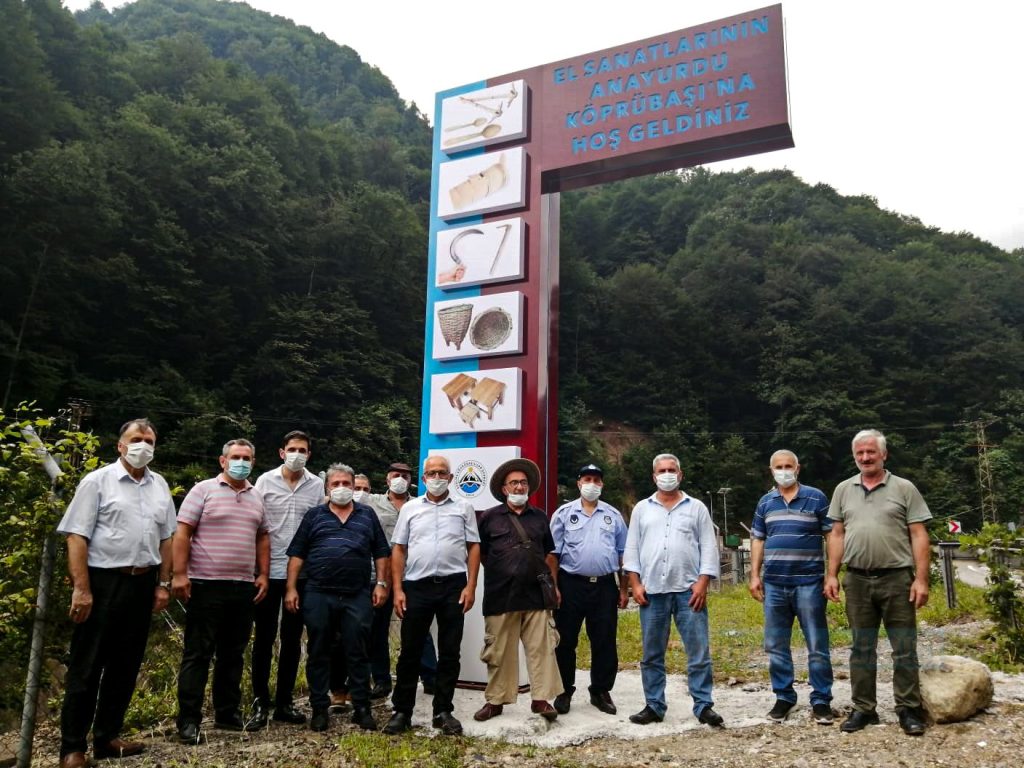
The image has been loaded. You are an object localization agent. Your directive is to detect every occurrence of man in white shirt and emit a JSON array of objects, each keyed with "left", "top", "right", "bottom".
[
  {"left": 249, "top": 430, "right": 324, "bottom": 728},
  {"left": 56, "top": 419, "right": 176, "bottom": 768},
  {"left": 623, "top": 453, "right": 723, "bottom": 727}
]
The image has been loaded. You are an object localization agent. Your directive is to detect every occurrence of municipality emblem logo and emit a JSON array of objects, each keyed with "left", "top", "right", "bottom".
[{"left": 455, "top": 460, "right": 487, "bottom": 498}]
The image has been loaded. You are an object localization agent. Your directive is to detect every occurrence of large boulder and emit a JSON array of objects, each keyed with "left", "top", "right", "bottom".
[{"left": 919, "top": 655, "right": 994, "bottom": 723}]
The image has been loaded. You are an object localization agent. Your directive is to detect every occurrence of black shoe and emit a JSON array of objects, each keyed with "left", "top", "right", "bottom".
[
  {"left": 310, "top": 708, "right": 329, "bottom": 732},
  {"left": 553, "top": 692, "right": 572, "bottom": 715},
  {"left": 840, "top": 709, "right": 880, "bottom": 733},
  {"left": 431, "top": 711, "right": 463, "bottom": 735},
  {"left": 896, "top": 707, "right": 927, "bottom": 736},
  {"left": 421, "top": 681, "right": 436, "bottom": 696},
  {"left": 383, "top": 711, "right": 412, "bottom": 735},
  {"left": 214, "top": 711, "right": 246, "bottom": 731},
  {"left": 629, "top": 706, "right": 664, "bottom": 725},
  {"left": 589, "top": 690, "right": 617, "bottom": 715},
  {"left": 698, "top": 707, "right": 725, "bottom": 727},
  {"left": 369, "top": 682, "right": 392, "bottom": 699},
  {"left": 812, "top": 703, "right": 834, "bottom": 725},
  {"left": 352, "top": 706, "right": 377, "bottom": 731},
  {"left": 177, "top": 721, "right": 203, "bottom": 745},
  {"left": 767, "top": 699, "right": 795, "bottom": 722},
  {"left": 273, "top": 703, "right": 306, "bottom": 724},
  {"left": 245, "top": 699, "right": 269, "bottom": 730}
]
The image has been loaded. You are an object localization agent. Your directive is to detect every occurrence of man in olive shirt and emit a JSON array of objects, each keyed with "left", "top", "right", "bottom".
[{"left": 824, "top": 429, "right": 932, "bottom": 736}]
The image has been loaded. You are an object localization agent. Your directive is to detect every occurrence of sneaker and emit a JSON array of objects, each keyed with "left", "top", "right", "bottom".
[
  {"left": 812, "top": 703, "right": 834, "bottom": 725},
  {"left": 767, "top": 699, "right": 795, "bottom": 722}
]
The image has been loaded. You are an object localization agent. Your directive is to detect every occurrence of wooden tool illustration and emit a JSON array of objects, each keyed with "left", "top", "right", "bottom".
[
  {"left": 443, "top": 123, "right": 502, "bottom": 147},
  {"left": 490, "top": 224, "right": 512, "bottom": 275},
  {"left": 444, "top": 117, "right": 488, "bottom": 132},
  {"left": 448, "top": 153, "right": 507, "bottom": 210}
]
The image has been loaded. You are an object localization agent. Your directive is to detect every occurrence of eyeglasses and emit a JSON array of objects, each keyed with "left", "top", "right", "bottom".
[
  {"left": 423, "top": 470, "right": 449, "bottom": 478},
  {"left": 505, "top": 479, "right": 529, "bottom": 489}
]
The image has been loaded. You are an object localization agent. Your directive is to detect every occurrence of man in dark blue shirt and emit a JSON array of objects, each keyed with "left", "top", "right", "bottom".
[
  {"left": 749, "top": 449, "right": 833, "bottom": 725},
  {"left": 285, "top": 463, "right": 390, "bottom": 732}
]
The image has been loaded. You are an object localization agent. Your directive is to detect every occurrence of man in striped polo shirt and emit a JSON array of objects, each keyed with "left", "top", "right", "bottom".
[
  {"left": 749, "top": 449, "right": 834, "bottom": 725},
  {"left": 172, "top": 438, "right": 269, "bottom": 744}
]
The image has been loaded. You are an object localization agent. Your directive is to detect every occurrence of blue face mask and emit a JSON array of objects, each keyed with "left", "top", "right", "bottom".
[{"left": 227, "top": 459, "right": 252, "bottom": 480}]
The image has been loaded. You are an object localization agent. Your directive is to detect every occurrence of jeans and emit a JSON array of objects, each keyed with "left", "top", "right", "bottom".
[
  {"left": 763, "top": 581, "right": 833, "bottom": 705},
  {"left": 251, "top": 578, "right": 305, "bottom": 708},
  {"left": 304, "top": 588, "right": 372, "bottom": 712},
  {"left": 638, "top": 591, "right": 713, "bottom": 718},
  {"left": 843, "top": 568, "right": 921, "bottom": 711}
]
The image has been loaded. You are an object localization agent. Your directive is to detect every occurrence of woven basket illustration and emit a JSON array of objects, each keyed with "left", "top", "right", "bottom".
[
  {"left": 469, "top": 307, "right": 512, "bottom": 351},
  {"left": 437, "top": 304, "right": 473, "bottom": 350}
]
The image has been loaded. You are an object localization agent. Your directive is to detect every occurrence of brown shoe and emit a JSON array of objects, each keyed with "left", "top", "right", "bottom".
[
  {"left": 60, "top": 753, "right": 89, "bottom": 768},
  {"left": 473, "top": 702, "right": 504, "bottom": 721},
  {"left": 531, "top": 699, "right": 558, "bottom": 721},
  {"left": 94, "top": 738, "right": 146, "bottom": 759}
]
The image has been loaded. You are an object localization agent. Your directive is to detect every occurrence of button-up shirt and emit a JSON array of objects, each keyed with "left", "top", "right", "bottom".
[
  {"left": 254, "top": 465, "right": 324, "bottom": 579},
  {"left": 366, "top": 492, "right": 405, "bottom": 544},
  {"left": 751, "top": 483, "right": 831, "bottom": 586},
  {"left": 286, "top": 502, "right": 390, "bottom": 594},
  {"left": 178, "top": 475, "right": 267, "bottom": 581},
  {"left": 57, "top": 460, "right": 177, "bottom": 569},
  {"left": 623, "top": 492, "right": 719, "bottom": 594},
  {"left": 391, "top": 493, "right": 480, "bottom": 581},
  {"left": 478, "top": 503, "right": 555, "bottom": 616},
  {"left": 550, "top": 498, "right": 627, "bottom": 577}
]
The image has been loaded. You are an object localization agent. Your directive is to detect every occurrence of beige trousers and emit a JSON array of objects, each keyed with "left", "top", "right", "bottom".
[{"left": 481, "top": 610, "right": 563, "bottom": 704}]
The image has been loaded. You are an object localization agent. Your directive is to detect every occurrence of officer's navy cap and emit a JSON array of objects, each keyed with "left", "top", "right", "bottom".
[{"left": 577, "top": 463, "right": 603, "bottom": 478}]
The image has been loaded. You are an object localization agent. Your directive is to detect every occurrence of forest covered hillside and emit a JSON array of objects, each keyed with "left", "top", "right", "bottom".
[{"left": 2, "top": 0, "right": 1022, "bottom": 529}]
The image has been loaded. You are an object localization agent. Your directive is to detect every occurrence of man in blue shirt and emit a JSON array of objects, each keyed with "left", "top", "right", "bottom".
[
  {"left": 284, "top": 463, "right": 390, "bottom": 732},
  {"left": 623, "top": 453, "right": 723, "bottom": 727},
  {"left": 549, "top": 463, "right": 628, "bottom": 716},
  {"left": 749, "top": 449, "right": 834, "bottom": 725}
]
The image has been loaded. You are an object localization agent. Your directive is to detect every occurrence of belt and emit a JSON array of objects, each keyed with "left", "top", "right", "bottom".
[
  {"left": 95, "top": 565, "right": 154, "bottom": 576},
  {"left": 414, "top": 573, "right": 466, "bottom": 584},
  {"left": 560, "top": 570, "right": 616, "bottom": 583},
  {"left": 847, "top": 566, "right": 910, "bottom": 578}
]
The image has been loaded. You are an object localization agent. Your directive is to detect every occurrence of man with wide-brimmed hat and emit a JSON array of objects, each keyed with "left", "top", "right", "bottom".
[{"left": 473, "top": 457, "right": 563, "bottom": 722}]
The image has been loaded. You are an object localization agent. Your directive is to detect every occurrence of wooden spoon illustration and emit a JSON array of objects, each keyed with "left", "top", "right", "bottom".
[
  {"left": 445, "top": 117, "right": 488, "bottom": 132},
  {"left": 443, "top": 124, "right": 502, "bottom": 147}
]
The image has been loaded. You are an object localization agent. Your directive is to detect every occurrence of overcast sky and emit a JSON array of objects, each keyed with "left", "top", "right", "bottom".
[{"left": 67, "top": 0, "right": 1023, "bottom": 250}]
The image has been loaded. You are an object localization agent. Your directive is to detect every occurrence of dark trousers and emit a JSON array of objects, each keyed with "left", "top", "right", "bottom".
[
  {"left": 370, "top": 592, "right": 394, "bottom": 688},
  {"left": 392, "top": 574, "right": 467, "bottom": 716},
  {"left": 330, "top": 613, "right": 436, "bottom": 692},
  {"left": 176, "top": 580, "right": 255, "bottom": 726},
  {"left": 60, "top": 568, "right": 155, "bottom": 757},
  {"left": 844, "top": 568, "right": 922, "bottom": 711},
  {"left": 554, "top": 571, "right": 619, "bottom": 695},
  {"left": 251, "top": 578, "right": 305, "bottom": 708},
  {"left": 305, "top": 588, "right": 372, "bottom": 711}
]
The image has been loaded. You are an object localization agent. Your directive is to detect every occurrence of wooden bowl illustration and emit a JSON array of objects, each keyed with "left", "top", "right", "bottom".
[{"left": 469, "top": 307, "right": 512, "bottom": 351}]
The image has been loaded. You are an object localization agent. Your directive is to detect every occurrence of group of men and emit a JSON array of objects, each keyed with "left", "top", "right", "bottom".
[{"left": 55, "top": 421, "right": 932, "bottom": 767}]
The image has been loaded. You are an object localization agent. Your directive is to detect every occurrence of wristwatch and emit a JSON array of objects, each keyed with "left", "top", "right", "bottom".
[
  {"left": 375, "top": 580, "right": 389, "bottom": 588},
  {"left": 159, "top": 580, "right": 172, "bottom": 591}
]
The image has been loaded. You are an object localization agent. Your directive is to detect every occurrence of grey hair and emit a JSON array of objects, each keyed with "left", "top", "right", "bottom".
[
  {"left": 354, "top": 472, "right": 370, "bottom": 484},
  {"left": 769, "top": 449, "right": 799, "bottom": 465},
  {"left": 852, "top": 429, "right": 887, "bottom": 454},
  {"left": 120, "top": 418, "right": 157, "bottom": 438},
  {"left": 652, "top": 453, "right": 681, "bottom": 471},
  {"left": 325, "top": 462, "right": 355, "bottom": 484},
  {"left": 423, "top": 454, "right": 451, "bottom": 473},
  {"left": 222, "top": 438, "right": 255, "bottom": 456}
]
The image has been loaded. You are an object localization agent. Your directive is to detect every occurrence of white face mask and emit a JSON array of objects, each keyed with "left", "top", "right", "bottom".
[
  {"left": 123, "top": 441, "right": 154, "bottom": 469},
  {"left": 580, "top": 482, "right": 602, "bottom": 502},
  {"left": 352, "top": 490, "right": 369, "bottom": 504},
  {"left": 773, "top": 469, "right": 798, "bottom": 488},
  {"left": 426, "top": 478, "right": 449, "bottom": 496},
  {"left": 283, "top": 451, "right": 307, "bottom": 472},
  {"left": 389, "top": 476, "right": 409, "bottom": 495},
  {"left": 655, "top": 472, "right": 680, "bottom": 492},
  {"left": 330, "top": 486, "right": 354, "bottom": 506},
  {"left": 507, "top": 492, "right": 529, "bottom": 507}
]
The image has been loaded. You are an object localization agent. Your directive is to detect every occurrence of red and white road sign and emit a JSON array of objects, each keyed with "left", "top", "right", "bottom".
[{"left": 948, "top": 520, "right": 962, "bottom": 534}]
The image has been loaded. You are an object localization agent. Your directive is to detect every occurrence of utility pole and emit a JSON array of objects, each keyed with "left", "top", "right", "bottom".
[
  {"left": 959, "top": 419, "right": 998, "bottom": 525},
  {"left": 717, "top": 487, "right": 732, "bottom": 536}
]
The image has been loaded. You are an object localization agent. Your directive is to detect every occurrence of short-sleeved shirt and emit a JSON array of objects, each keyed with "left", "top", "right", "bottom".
[
  {"left": 477, "top": 504, "right": 555, "bottom": 616},
  {"left": 366, "top": 492, "right": 406, "bottom": 545},
  {"left": 751, "top": 483, "right": 831, "bottom": 586},
  {"left": 828, "top": 470, "right": 932, "bottom": 570},
  {"left": 549, "top": 498, "right": 627, "bottom": 577},
  {"left": 286, "top": 502, "right": 390, "bottom": 594},
  {"left": 254, "top": 466, "right": 324, "bottom": 580},
  {"left": 57, "top": 460, "right": 177, "bottom": 569},
  {"left": 391, "top": 493, "right": 480, "bottom": 581},
  {"left": 177, "top": 475, "right": 267, "bottom": 581},
  {"left": 622, "top": 493, "right": 720, "bottom": 594}
]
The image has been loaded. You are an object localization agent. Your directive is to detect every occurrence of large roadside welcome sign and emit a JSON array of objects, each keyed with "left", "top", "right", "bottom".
[{"left": 420, "top": 5, "right": 791, "bottom": 515}]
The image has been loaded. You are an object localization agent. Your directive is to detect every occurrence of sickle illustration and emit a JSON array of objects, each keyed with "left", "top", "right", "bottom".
[{"left": 449, "top": 228, "right": 485, "bottom": 265}]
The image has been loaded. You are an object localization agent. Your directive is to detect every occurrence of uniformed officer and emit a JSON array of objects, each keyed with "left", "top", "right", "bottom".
[{"left": 549, "top": 463, "right": 629, "bottom": 715}]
